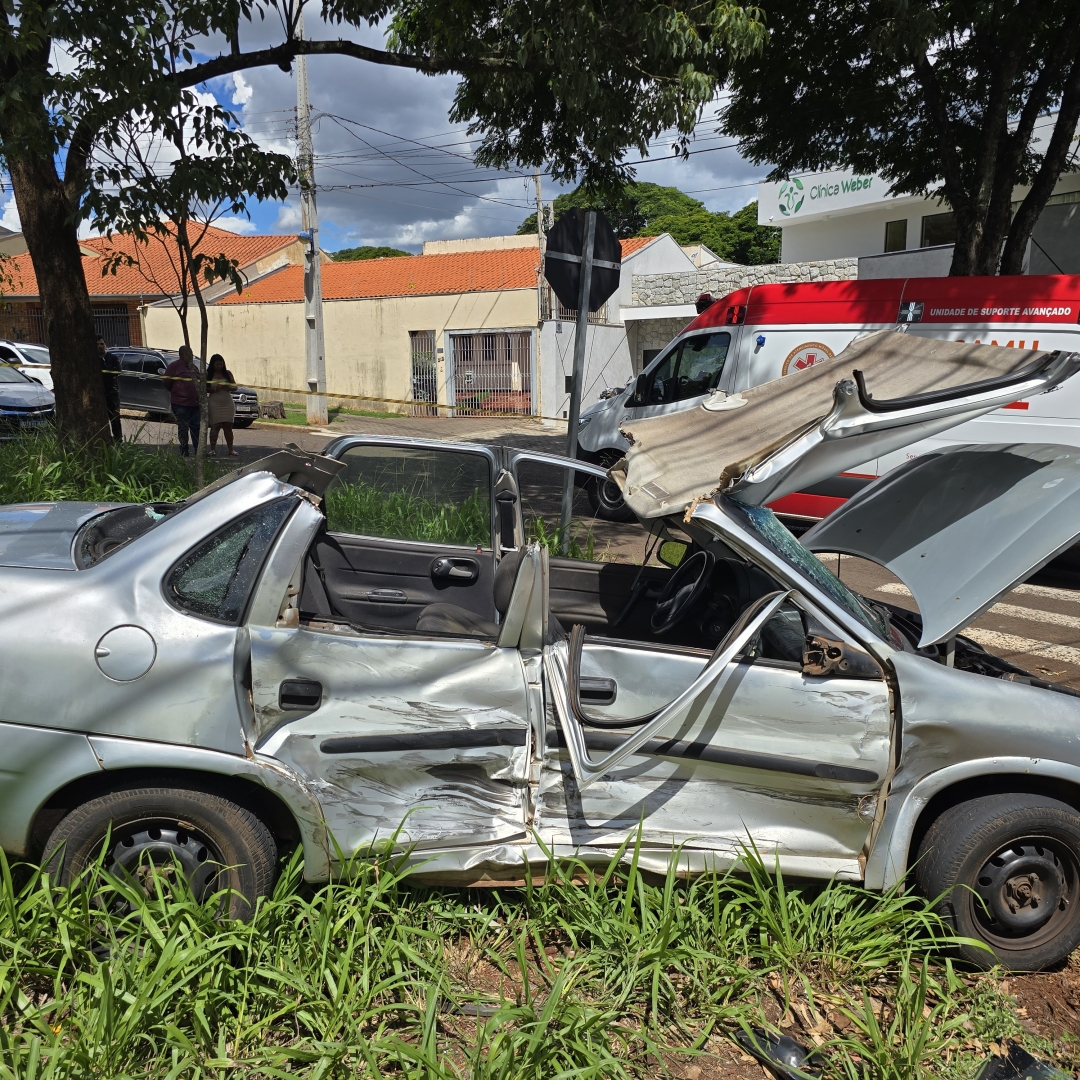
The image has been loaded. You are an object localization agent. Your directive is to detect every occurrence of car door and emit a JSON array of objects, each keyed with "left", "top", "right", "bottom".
[
  {"left": 142, "top": 354, "right": 171, "bottom": 413},
  {"left": 622, "top": 330, "right": 734, "bottom": 424},
  {"left": 247, "top": 491, "right": 538, "bottom": 860},
  {"left": 504, "top": 448, "right": 672, "bottom": 639},
  {"left": 315, "top": 437, "right": 500, "bottom": 631},
  {"left": 536, "top": 589, "right": 892, "bottom": 878},
  {"left": 115, "top": 351, "right": 145, "bottom": 410}
]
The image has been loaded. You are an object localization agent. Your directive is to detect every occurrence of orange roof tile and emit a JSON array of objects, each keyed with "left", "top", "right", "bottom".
[
  {"left": 5, "top": 223, "right": 297, "bottom": 299},
  {"left": 217, "top": 238, "right": 653, "bottom": 305}
]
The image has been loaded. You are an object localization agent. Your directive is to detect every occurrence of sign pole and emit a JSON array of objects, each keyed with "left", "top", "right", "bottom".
[{"left": 559, "top": 210, "right": 596, "bottom": 555}]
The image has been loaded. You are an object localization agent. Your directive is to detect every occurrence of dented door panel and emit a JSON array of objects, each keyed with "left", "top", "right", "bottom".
[
  {"left": 537, "top": 644, "right": 890, "bottom": 876},
  {"left": 254, "top": 629, "right": 531, "bottom": 855}
]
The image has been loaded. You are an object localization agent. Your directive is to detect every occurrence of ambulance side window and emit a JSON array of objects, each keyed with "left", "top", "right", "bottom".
[{"left": 675, "top": 332, "right": 730, "bottom": 400}]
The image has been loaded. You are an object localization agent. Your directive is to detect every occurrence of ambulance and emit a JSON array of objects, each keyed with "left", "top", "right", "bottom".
[{"left": 577, "top": 274, "right": 1080, "bottom": 521}]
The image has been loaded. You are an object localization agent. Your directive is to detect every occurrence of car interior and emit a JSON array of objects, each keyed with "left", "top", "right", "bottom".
[{"left": 294, "top": 443, "right": 815, "bottom": 679}]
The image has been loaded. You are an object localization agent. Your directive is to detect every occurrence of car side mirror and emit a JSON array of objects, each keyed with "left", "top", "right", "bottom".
[
  {"left": 802, "top": 615, "right": 883, "bottom": 679},
  {"left": 657, "top": 540, "right": 688, "bottom": 568},
  {"left": 631, "top": 373, "right": 648, "bottom": 406}
]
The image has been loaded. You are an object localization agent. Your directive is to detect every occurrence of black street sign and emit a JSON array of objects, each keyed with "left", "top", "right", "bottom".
[{"left": 544, "top": 209, "right": 621, "bottom": 312}]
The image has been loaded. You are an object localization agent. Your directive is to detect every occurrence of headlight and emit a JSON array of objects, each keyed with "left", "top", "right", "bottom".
[{"left": 577, "top": 415, "right": 592, "bottom": 428}]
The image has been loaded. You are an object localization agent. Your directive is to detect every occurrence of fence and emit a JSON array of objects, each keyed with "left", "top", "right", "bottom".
[
  {"left": 409, "top": 329, "right": 438, "bottom": 416},
  {"left": 539, "top": 284, "right": 609, "bottom": 325},
  {"left": 0, "top": 304, "right": 142, "bottom": 348},
  {"left": 447, "top": 330, "right": 532, "bottom": 415}
]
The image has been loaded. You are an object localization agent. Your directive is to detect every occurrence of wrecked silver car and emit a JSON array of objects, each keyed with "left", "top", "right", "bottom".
[{"left": 4, "top": 329, "right": 1080, "bottom": 971}]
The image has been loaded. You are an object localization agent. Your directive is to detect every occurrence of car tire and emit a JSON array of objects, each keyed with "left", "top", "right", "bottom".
[
  {"left": 916, "top": 793, "right": 1080, "bottom": 971},
  {"left": 44, "top": 786, "right": 277, "bottom": 919},
  {"left": 234, "top": 419, "right": 255, "bottom": 429},
  {"left": 584, "top": 450, "right": 635, "bottom": 522}
]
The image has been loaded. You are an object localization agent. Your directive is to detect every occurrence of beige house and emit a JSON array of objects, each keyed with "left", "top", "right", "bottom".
[{"left": 143, "top": 232, "right": 699, "bottom": 418}]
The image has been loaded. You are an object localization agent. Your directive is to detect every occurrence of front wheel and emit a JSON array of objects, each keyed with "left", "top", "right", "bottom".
[
  {"left": 44, "top": 786, "right": 278, "bottom": 919},
  {"left": 584, "top": 450, "right": 634, "bottom": 522},
  {"left": 916, "top": 793, "right": 1080, "bottom": 970}
]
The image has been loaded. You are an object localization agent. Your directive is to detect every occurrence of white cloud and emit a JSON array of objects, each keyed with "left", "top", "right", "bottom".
[
  {"left": 0, "top": 195, "right": 20, "bottom": 233},
  {"left": 274, "top": 202, "right": 303, "bottom": 231},
  {"left": 230, "top": 72, "right": 253, "bottom": 107},
  {"left": 212, "top": 215, "right": 258, "bottom": 234}
]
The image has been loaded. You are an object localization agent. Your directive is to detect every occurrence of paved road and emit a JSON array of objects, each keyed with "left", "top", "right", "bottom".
[{"left": 126, "top": 411, "right": 1080, "bottom": 690}]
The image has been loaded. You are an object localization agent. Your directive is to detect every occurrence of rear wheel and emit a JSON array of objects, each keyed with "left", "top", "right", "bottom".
[
  {"left": 584, "top": 449, "right": 634, "bottom": 522},
  {"left": 44, "top": 786, "right": 277, "bottom": 919},
  {"left": 916, "top": 793, "right": 1080, "bottom": 971}
]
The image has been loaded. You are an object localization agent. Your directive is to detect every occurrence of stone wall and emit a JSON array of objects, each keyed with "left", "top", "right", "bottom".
[{"left": 631, "top": 259, "right": 859, "bottom": 307}]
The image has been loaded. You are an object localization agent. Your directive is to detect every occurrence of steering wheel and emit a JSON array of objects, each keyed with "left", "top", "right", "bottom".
[{"left": 651, "top": 550, "right": 715, "bottom": 634}]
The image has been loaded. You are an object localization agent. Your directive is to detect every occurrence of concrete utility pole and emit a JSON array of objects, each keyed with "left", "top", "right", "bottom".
[
  {"left": 296, "top": 14, "right": 328, "bottom": 425},
  {"left": 534, "top": 170, "right": 546, "bottom": 319},
  {"left": 558, "top": 210, "right": 596, "bottom": 554}
]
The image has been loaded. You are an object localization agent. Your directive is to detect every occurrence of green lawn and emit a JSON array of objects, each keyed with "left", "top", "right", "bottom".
[
  {"left": 0, "top": 845, "right": 1070, "bottom": 1079},
  {"left": 258, "top": 404, "right": 404, "bottom": 425}
]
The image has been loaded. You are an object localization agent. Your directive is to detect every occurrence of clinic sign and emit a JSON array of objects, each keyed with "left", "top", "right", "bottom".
[{"left": 759, "top": 170, "right": 889, "bottom": 225}]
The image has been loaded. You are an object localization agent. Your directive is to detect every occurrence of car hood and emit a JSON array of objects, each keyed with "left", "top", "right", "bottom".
[
  {"left": 0, "top": 382, "right": 53, "bottom": 408},
  {"left": 802, "top": 443, "right": 1080, "bottom": 646},
  {"left": 0, "top": 502, "right": 121, "bottom": 569},
  {"left": 611, "top": 329, "right": 1080, "bottom": 519}
]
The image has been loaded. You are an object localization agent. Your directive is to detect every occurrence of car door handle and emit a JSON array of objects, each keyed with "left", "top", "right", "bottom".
[
  {"left": 431, "top": 557, "right": 480, "bottom": 584},
  {"left": 578, "top": 677, "right": 617, "bottom": 706},
  {"left": 367, "top": 588, "right": 409, "bottom": 603},
  {"left": 279, "top": 679, "right": 322, "bottom": 711}
]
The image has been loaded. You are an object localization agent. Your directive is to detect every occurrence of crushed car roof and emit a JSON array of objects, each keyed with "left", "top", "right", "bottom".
[{"left": 613, "top": 329, "right": 1080, "bottom": 519}]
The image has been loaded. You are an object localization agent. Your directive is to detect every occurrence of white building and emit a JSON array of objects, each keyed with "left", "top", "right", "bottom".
[{"left": 757, "top": 114, "right": 1080, "bottom": 276}]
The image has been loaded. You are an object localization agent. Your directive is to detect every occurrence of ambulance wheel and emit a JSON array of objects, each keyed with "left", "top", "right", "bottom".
[{"left": 585, "top": 451, "right": 634, "bottom": 522}]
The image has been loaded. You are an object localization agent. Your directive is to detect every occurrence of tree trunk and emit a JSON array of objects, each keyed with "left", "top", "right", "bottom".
[
  {"left": 8, "top": 155, "right": 109, "bottom": 445},
  {"left": 176, "top": 217, "right": 210, "bottom": 490}
]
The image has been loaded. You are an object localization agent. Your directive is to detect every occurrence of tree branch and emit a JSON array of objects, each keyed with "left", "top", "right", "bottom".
[{"left": 1001, "top": 50, "right": 1080, "bottom": 273}]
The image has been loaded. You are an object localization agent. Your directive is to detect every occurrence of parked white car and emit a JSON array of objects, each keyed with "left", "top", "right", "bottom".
[{"left": 0, "top": 340, "right": 53, "bottom": 390}]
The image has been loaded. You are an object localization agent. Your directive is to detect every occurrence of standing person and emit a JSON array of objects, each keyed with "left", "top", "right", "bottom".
[
  {"left": 162, "top": 345, "right": 200, "bottom": 456},
  {"left": 96, "top": 336, "right": 123, "bottom": 444},
  {"left": 206, "top": 353, "right": 238, "bottom": 457}
]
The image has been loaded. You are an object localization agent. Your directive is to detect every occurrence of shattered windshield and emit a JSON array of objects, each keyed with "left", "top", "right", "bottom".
[{"left": 723, "top": 501, "right": 889, "bottom": 639}]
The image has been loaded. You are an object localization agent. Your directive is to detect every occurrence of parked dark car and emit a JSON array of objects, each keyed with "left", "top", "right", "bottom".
[{"left": 113, "top": 347, "right": 259, "bottom": 427}]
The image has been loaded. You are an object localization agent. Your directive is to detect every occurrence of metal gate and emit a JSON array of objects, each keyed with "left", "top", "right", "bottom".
[
  {"left": 448, "top": 330, "right": 532, "bottom": 416},
  {"left": 409, "top": 330, "right": 438, "bottom": 415}
]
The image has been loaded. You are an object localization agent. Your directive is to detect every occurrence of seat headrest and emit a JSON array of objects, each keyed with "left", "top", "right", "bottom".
[{"left": 493, "top": 549, "right": 524, "bottom": 616}]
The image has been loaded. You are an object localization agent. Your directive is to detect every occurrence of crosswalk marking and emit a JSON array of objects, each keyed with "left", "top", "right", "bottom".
[
  {"left": 1011, "top": 583, "right": 1080, "bottom": 604},
  {"left": 991, "top": 603, "right": 1080, "bottom": 631},
  {"left": 960, "top": 628, "right": 1080, "bottom": 667}
]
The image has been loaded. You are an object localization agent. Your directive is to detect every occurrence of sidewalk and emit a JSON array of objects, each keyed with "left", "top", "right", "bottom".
[{"left": 121, "top": 411, "right": 571, "bottom": 459}]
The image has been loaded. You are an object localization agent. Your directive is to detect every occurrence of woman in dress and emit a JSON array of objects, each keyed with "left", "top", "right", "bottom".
[{"left": 206, "top": 353, "right": 239, "bottom": 456}]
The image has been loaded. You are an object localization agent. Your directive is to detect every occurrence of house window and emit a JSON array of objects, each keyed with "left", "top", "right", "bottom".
[
  {"left": 884, "top": 219, "right": 908, "bottom": 252},
  {"left": 921, "top": 212, "right": 957, "bottom": 248}
]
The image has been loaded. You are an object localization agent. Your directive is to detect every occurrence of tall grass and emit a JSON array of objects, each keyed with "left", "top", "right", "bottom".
[
  {"left": 0, "top": 843, "right": 1052, "bottom": 1080},
  {"left": 526, "top": 516, "right": 598, "bottom": 561},
  {"left": 325, "top": 482, "right": 489, "bottom": 546},
  {"left": 0, "top": 430, "right": 211, "bottom": 505}
]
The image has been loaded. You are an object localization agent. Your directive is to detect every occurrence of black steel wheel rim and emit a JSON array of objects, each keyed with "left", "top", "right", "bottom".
[
  {"left": 104, "top": 819, "right": 224, "bottom": 901},
  {"left": 596, "top": 477, "right": 625, "bottom": 511},
  {"left": 969, "top": 834, "right": 1080, "bottom": 950}
]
